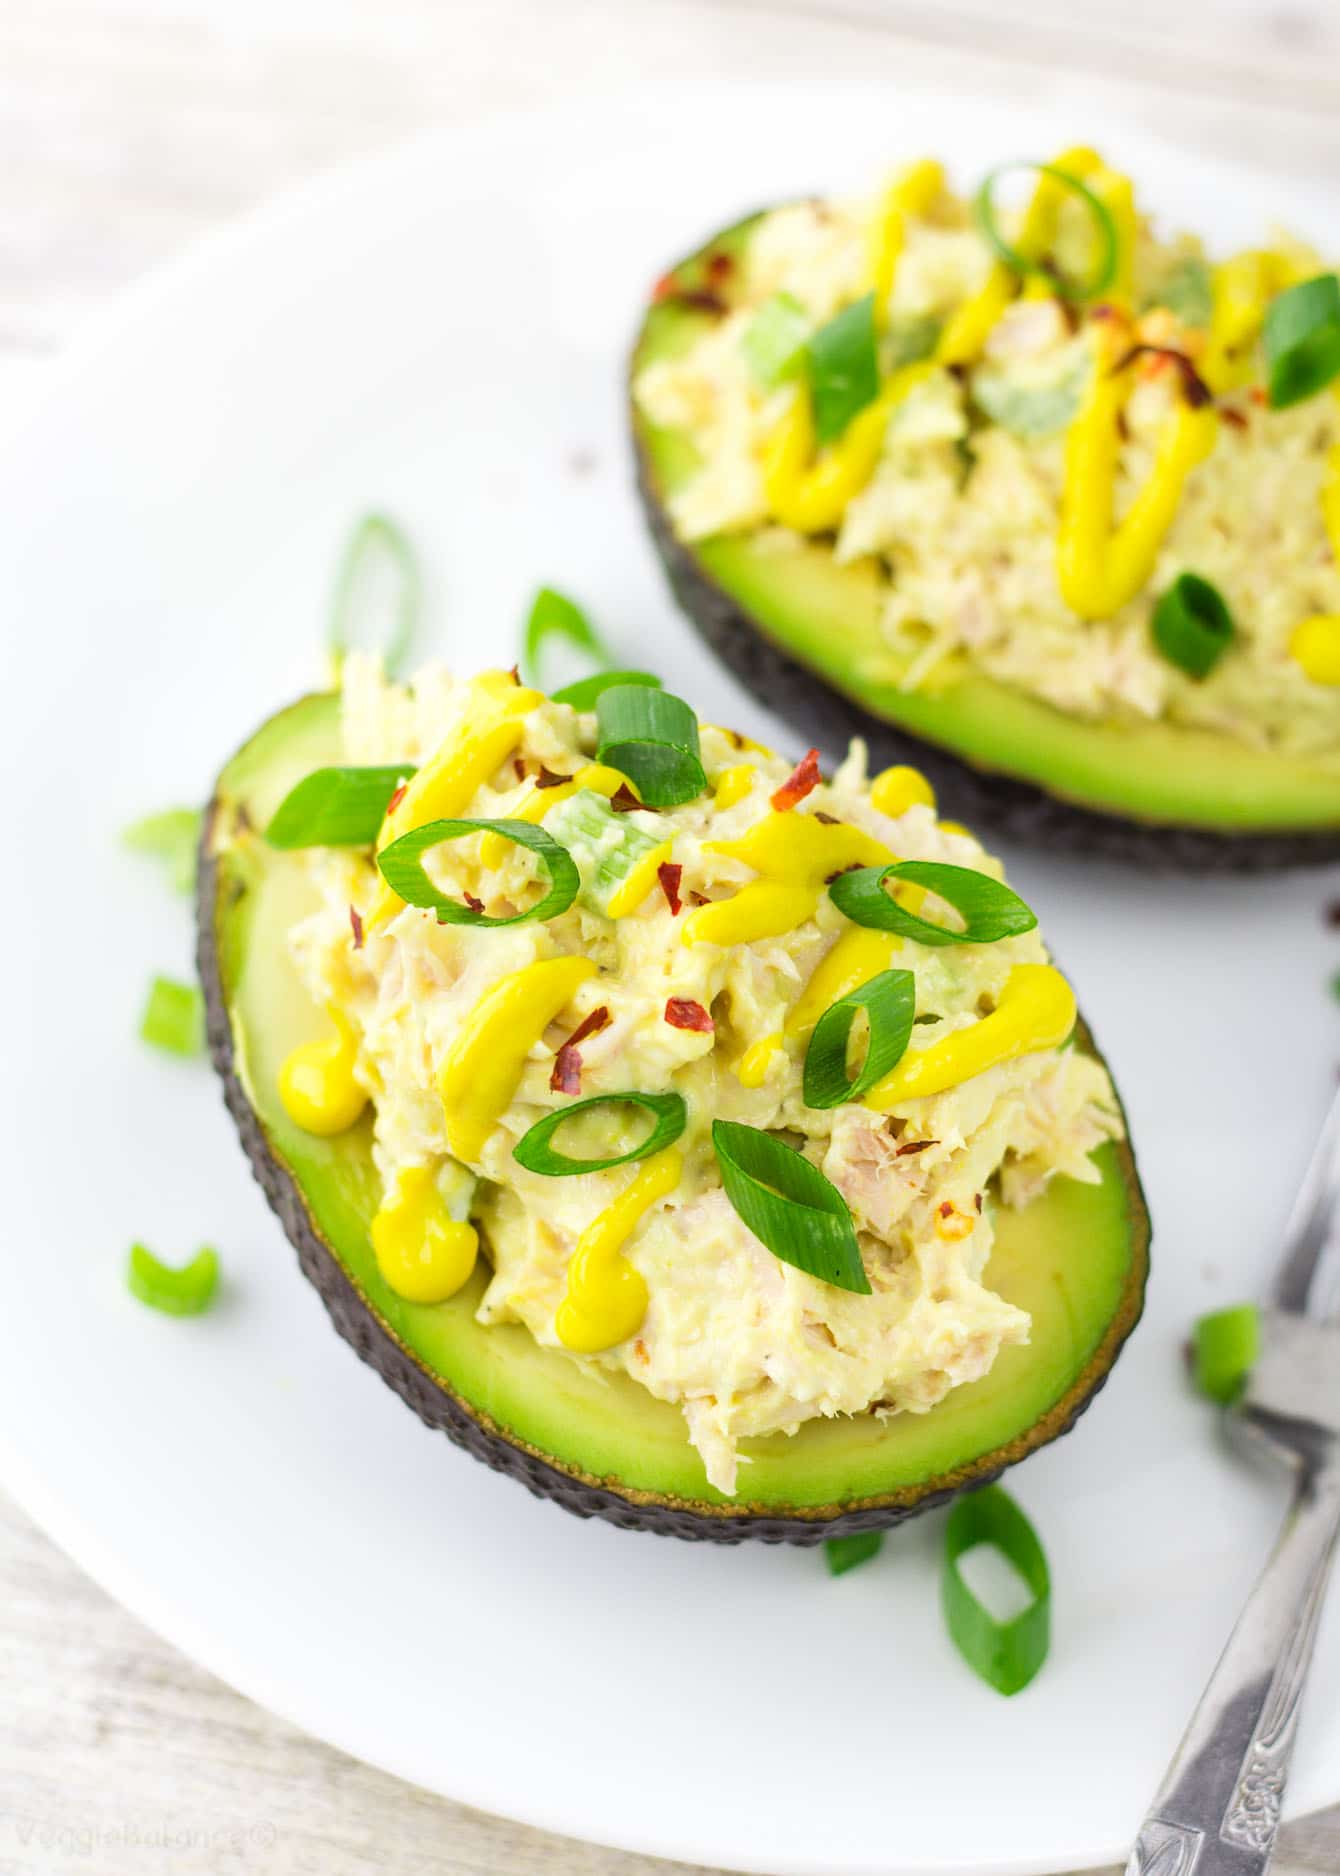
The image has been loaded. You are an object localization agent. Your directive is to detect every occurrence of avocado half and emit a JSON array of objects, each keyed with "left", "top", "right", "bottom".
[
  {"left": 198, "top": 691, "right": 1151, "bottom": 1543},
  {"left": 630, "top": 216, "right": 1340, "bottom": 872}
]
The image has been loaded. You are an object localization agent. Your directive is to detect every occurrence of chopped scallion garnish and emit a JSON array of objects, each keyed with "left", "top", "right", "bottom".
[
  {"left": 1151, "top": 572, "right": 1234, "bottom": 679},
  {"left": 139, "top": 976, "right": 204, "bottom": 1057},
  {"left": 550, "top": 669, "right": 661, "bottom": 711},
  {"left": 742, "top": 291, "right": 810, "bottom": 387},
  {"left": 806, "top": 292, "right": 880, "bottom": 446},
  {"left": 829, "top": 861, "right": 1037, "bottom": 947},
  {"left": 825, "top": 1532, "right": 883, "bottom": 1576},
  {"left": 803, "top": 969, "right": 916, "bottom": 1109},
  {"left": 1264, "top": 273, "right": 1340, "bottom": 408},
  {"left": 596, "top": 684, "right": 706, "bottom": 808},
  {"left": 1191, "top": 1303, "right": 1260, "bottom": 1404},
  {"left": 265, "top": 766, "right": 417, "bottom": 850},
  {"left": 122, "top": 808, "right": 202, "bottom": 896},
  {"left": 974, "top": 162, "right": 1118, "bottom": 302},
  {"left": 329, "top": 513, "right": 419, "bottom": 678},
  {"left": 942, "top": 1486, "right": 1050, "bottom": 1696},
  {"left": 712, "top": 1120, "right": 869, "bottom": 1294},
  {"left": 376, "top": 817, "right": 579, "bottom": 926},
  {"left": 513, "top": 1091, "right": 687, "bottom": 1176},
  {"left": 523, "top": 586, "right": 613, "bottom": 689},
  {"left": 127, "top": 1243, "right": 219, "bottom": 1317}
]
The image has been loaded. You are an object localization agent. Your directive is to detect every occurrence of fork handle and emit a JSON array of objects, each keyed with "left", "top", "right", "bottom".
[{"left": 1127, "top": 1463, "right": 1340, "bottom": 1876}]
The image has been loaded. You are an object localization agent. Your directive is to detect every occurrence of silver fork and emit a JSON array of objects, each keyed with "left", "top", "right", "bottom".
[{"left": 1127, "top": 1086, "right": 1340, "bottom": 1876}]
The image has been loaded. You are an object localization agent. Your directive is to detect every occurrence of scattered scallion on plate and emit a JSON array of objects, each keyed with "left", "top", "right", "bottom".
[
  {"left": 376, "top": 817, "right": 580, "bottom": 926},
  {"left": 974, "top": 162, "right": 1118, "bottom": 302},
  {"left": 139, "top": 975, "right": 204, "bottom": 1057},
  {"left": 803, "top": 969, "right": 916, "bottom": 1109},
  {"left": 265, "top": 765, "right": 417, "bottom": 849},
  {"left": 127, "top": 1243, "right": 219, "bottom": 1317},
  {"left": 523, "top": 586, "right": 614, "bottom": 690},
  {"left": 1190, "top": 1303, "right": 1261, "bottom": 1404},
  {"left": 942, "top": 1486, "right": 1051, "bottom": 1696},
  {"left": 1151, "top": 572, "right": 1234, "bottom": 679},
  {"left": 712, "top": 1120, "right": 870, "bottom": 1294},
  {"left": 596, "top": 684, "right": 706, "bottom": 807},
  {"left": 122, "top": 807, "right": 202, "bottom": 896},
  {"left": 513, "top": 1091, "right": 687, "bottom": 1176},
  {"left": 329, "top": 512, "right": 419, "bottom": 679},
  {"left": 1263, "top": 273, "right": 1340, "bottom": 409},
  {"left": 806, "top": 292, "right": 880, "bottom": 445},
  {"left": 829, "top": 861, "right": 1037, "bottom": 947},
  {"left": 825, "top": 1532, "right": 883, "bottom": 1576}
]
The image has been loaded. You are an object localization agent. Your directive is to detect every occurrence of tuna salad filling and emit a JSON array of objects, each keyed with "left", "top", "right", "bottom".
[{"left": 278, "top": 660, "right": 1122, "bottom": 1494}]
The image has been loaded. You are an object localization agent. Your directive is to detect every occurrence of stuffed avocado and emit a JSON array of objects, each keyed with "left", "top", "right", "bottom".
[
  {"left": 631, "top": 151, "right": 1340, "bottom": 869},
  {"left": 198, "top": 660, "right": 1149, "bottom": 1541}
]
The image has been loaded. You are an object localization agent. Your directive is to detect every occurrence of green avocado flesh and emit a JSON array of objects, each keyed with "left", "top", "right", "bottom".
[
  {"left": 205, "top": 692, "right": 1149, "bottom": 1522},
  {"left": 632, "top": 222, "right": 1340, "bottom": 836}
]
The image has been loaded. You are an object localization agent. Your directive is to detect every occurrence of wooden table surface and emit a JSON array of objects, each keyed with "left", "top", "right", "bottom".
[{"left": 4, "top": 4, "right": 1339, "bottom": 1872}]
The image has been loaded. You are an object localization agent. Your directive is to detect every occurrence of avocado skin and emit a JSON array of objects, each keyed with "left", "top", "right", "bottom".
[{"left": 196, "top": 752, "right": 1148, "bottom": 1545}]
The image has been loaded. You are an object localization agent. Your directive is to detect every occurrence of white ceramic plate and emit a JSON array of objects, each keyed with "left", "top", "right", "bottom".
[{"left": 1, "top": 80, "right": 1338, "bottom": 1876}]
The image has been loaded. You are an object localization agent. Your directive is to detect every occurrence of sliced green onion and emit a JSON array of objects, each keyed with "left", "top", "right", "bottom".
[
  {"left": 1264, "top": 273, "right": 1340, "bottom": 408},
  {"left": 523, "top": 586, "right": 613, "bottom": 688},
  {"left": 975, "top": 162, "right": 1118, "bottom": 302},
  {"left": 596, "top": 684, "right": 706, "bottom": 808},
  {"left": 804, "top": 969, "right": 916, "bottom": 1109},
  {"left": 829, "top": 862, "right": 1037, "bottom": 947},
  {"left": 542, "top": 789, "right": 669, "bottom": 917},
  {"left": 127, "top": 1243, "right": 219, "bottom": 1317},
  {"left": 742, "top": 291, "right": 810, "bottom": 387},
  {"left": 139, "top": 976, "right": 204, "bottom": 1057},
  {"left": 122, "top": 808, "right": 201, "bottom": 896},
  {"left": 513, "top": 1091, "right": 687, "bottom": 1176},
  {"left": 826, "top": 1532, "right": 883, "bottom": 1576},
  {"left": 1151, "top": 572, "right": 1234, "bottom": 679},
  {"left": 1152, "top": 254, "right": 1213, "bottom": 328},
  {"left": 942, "top": 1486, "right": 1051, "bottom": 1696},
  {"left": 329, "top": 513, "right": 419, "bottom": 678},
  {"left": 806, "top": 292, "right": 880, "bottom": 446},
  {"left": 376, "top": 818, "right": 578, "bottom": 926},
  {"left": 265, "top": 765, "right": 416, "bottom": 849},
  {"left": 712, "top": 1120, "right": 869, "bottom": 1294},
  {"left": 550, "top": 669, "right": 661, "bottom": 711},
  {"left": 1191, "top": 1304, "right": 1260, "bottom": 1404},
  {"left": 1330, "top": 969, "right": 1340, "bottom": 1005}
]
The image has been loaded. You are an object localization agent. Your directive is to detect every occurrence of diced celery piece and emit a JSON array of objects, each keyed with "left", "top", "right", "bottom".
[
  {"left": 543, "top": 789, "right": 667, "bottom": 916},
  {"left": 742, "top": 292, "right": 810, "bottom": 387}
]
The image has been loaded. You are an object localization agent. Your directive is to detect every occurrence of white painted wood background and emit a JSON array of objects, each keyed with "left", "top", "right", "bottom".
[{"left": 2, "top": 3, "right": 1339, "bottom": 1872}]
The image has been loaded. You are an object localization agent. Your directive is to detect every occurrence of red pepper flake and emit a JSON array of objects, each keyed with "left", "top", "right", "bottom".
[
  {"left": 1111, "top": 344, "right": 1212, "bottom": 409},
  {"left": 657, "top": 862, "right": 683, "bottom": 916},
  {"left": 1250, "top": 385, "right": 1267, "bottom": 406},
  {"left": 824, "top": 863, "right": 863, "bottom": 884},
  {"left": 507, "top": 664, "right": 521, "bottom": 683},
  {"left": 569, "top": 1006, "right": 612, "bottom": 1048},
  {"left": 462, "top": 889, "right": 484, "bottom": 915},
  {"left": 534, "top": 765, "right": 569, "bottom": 789},
  {"left": 652, "top": 271, "right": 678, "bottom": 302},
  {"left": 385, "top": 782, "right": 408, "bottom": 817},
  {"left": 688, "top": 890, "right": 711, "bottom": 906},
  {"left": 1220, "top": 405, "right": 1249, "bottom": 431},
  {"left": 975, "top": 1192, "right": 984, "bottom": 1213},
  {"left": 813, "top": 810, "right": 840, "bottom": 826},
  {"left": 938, "top": 1201, "right": 955, "bottom": 1218},
  {"left": 771, "top": 747, "right": 822, "bottom": 812},
  {"left": 706, "top": 251, "right": 735, "bottom": 285},
  {"left": 348, "top": 905, "right": 364, "bottom": 950},
  {"left": 549, "top": 1006, "right": 611, "bottom": 1095},
  {"left": 513, "top": 758, "right": 528, "bottom": 782},
  {"left": 895, "top": 1138, "right": 937, "bottom": 1157},
  {"left": 665, "top": 997, "right": 713, "bottom": 1034},
  {"left": 608, "top": 783, "right": 642, "bottom": 813}
]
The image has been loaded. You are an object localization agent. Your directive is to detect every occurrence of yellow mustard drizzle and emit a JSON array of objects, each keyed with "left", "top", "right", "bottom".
[
  {"left": 762, "top": 362, "right": 934, "bottom": 534},
  {"left": 713, "top": 763, "right": 757, "bottom": 810},
  {"left": 437, "top": 955, "right": 596, "bottom": 1161},
  {"left": 370, "top": 1166, "right": 478, "bottom": 1304},
  {"left": 1201, "top": 250, "right": 1293, "bottom": 392},
  {"left": 1057, "top": 339, "right": 1218, "bottom": 620},
  {"left": 735, "top": 1031, "right": 784, "bottom": 1087},
  {"left": 785, "top": 927, "right": 902, "bottom": 1041},
  {"left": 1291, "top": 615, "right": 1340, "bottom": 685},
  {"left": 555, "top": 1147, "right": 682, "bottom": 1353},
  {"left": 606, "top": 839, "right": 676, "bottom": 918},
  {"left": 278, "top": 1008, "right": 368, "bottom": 1136},
  {"left": 865, "top": 964, "right": 1076, "bottom": 1108},
  {"left": 683, "top": 811, "right": 894, "bottom": 948},
  {"left": 869, "top": 764, "right": 935, "bottom": 818},
  {"left": 868, "top": 160, "right": 945, "bottom": 326}
]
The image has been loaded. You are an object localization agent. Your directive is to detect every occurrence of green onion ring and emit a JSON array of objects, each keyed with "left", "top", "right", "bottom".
[
  {"left": 974, "top": 162, "right": 1119, "bottom": 302},
  {"left": 329, "top": 512, "right": 419, "bottom": 679},
  {"left": 711, "top": 1120, "right": 869, "bottom": 1294},
  {"left": 550, "top": 669, "right": 662, "bottom": 711},
  {"left": 513, "top": 1091, "right": 687, "bottom": 1176},
  {"left": 377, "top": 818, "right": 579, "bottom": 926},
  {"left": 596, "top": 684, "right": 706, "bottom": 808},
  {"left": 1190, "top": 1304, "right": 1260, "bottom": 1404},
  {"left": 825, "top": 1532, "right": 884, "bottom": 1576},
  {"left": 122, "top": 807, "right": 201, "bottom": 895},
  {"left": 139, "top": 976, "right": 204, "bottom": 1057},
  {"left": 127, "top": 1243, "right": 220, "bottom": 1317},
  {"left": 829, "top": 861, "right": 1037, "bottom": 947},
  {"left": 806, "top": 291, "right": 881, "bottom": 445},
  {"left": 1264, "top": 273, "right": 1340, "bottom": 409},
  {"left": 803, "top": 969, "right": 916, "bottom": 1109},
  {"left": 942, "top": 1486, "right": 1051, "bottom": 1696},
  {"left": 266, "top": 765, "right": 418, "bottom": 849},
  {"left": 1150, "top": 572, "right": 1235, "bottom": 679},
  {"left": 523, "top": 586, "right": 614, "bottom": 689}
]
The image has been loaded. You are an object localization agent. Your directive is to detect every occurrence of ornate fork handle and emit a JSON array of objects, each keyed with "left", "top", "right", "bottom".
[{"left": 1127, "top": 1461, "right": 1340, "bottom": 1876}]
